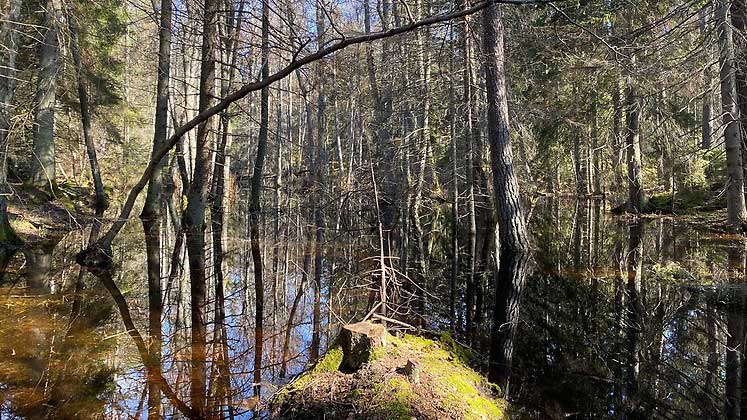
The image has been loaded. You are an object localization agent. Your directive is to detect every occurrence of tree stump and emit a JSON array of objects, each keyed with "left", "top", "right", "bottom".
[
  {"left": 401, "top": 359, "right": 420, "bottom": 384},
  {"left": 339, "top": 321, "right": 388, "bottom": 373}
]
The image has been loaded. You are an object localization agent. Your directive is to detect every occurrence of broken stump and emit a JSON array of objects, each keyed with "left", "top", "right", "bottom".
[{"left": 339, "top": 321, "right": 388, "bottom": 373}]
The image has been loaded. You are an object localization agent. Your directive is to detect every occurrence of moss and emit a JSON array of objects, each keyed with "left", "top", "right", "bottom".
[
  {"left": 397, "top": 334, "right": 504, "bottom": 419},
  {"left": 396, "top": 334, "right": 434, "bottom": 351},
  {"left": 371, "top": 377, "right": 413, "bottom": 419},
  {"left": 648, "top": 193, "right": 672, "bottom": 210},
  {"left": 273, "top": 347, "right": 344, "bottom": 405},
  {"left": 647, "top": 187, "right": 727, "bottom": 215},
  {"left": 466, "top": 394, "right": 506, "bottom": 420},
  {"left": 371, "top": 332, "right": 396, "bottom": 361},
  {"left": 314, "top": 347, "right": 343, "bottom": 373},
  {"left": 9, "top": 218, "right": 36, "bottom": 236},
  {"left": 649, "top": 261, "right": 696, "bottom": 284},
  {"left": 438, "top": 332, "right": 474, "bottom": 364},
  {"left": 56, "top": 196, "right": 78, "bottom": 212}
]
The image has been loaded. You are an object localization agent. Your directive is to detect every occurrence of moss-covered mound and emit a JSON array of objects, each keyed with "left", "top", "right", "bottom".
[{"left": 270, "top": 330, "right": 506, "bottom": 419}]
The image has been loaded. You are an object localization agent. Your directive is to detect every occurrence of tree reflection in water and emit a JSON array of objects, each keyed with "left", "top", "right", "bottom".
[{"left": 2, "top": 200, "right": 747, "bottom": 418}]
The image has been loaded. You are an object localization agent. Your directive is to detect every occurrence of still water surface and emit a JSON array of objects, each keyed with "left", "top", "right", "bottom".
[{"left": 0, "top": 199, "right": 742, "bottom": 419}]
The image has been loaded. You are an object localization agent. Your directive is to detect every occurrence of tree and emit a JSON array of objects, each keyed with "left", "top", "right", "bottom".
[
  {"left": 138, "top": 0, "right": 173, "bottom": 417},
  {"left": 29, "top": 0, "right": 59, "bottom": 193},
  {"left": 717, "top": 0, "right": 747, "bottom": 228},
  {"left": 310, "top": 0, "right": 329, "bottom": 363},
  {"left": 625, "top": 65, "right": 647, "bottom": 213},
  {"left": 183, "top": 0, "right": 218, "bottom": 414},
  {"left": 0, "top": 0, "right": 22, "bottom": 245},
  {"left": 481, "top": 1, "right": 529, "bottom": 253},
  {"left": 249, "top": 0, "right": 270, "bottom": 397},
  {"left": 67, "top": 7, "right": 106, "bottom": 211}
]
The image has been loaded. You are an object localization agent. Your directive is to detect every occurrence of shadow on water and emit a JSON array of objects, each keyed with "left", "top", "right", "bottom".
[{"left": 2, "top": 198, "right": 747, "bottom": 419}]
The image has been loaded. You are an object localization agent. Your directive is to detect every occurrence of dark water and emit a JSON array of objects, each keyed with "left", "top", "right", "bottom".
[{"left": 0, "top": 199, "right": 743, "bottom": 419}]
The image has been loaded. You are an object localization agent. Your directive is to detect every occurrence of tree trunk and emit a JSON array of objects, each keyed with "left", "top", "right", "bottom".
[
  {"left": 460, "top": 3, "right": 479, "bottom": 339},
  {"left": 183, "top": 0, "right": 218, "bottom": 415},
  {"left": 481, "top": 1, "right": 529, "bottom": 253},
  {"left": 67, "top": 11, "right": 106, "bottom": 210},
  {"left": 487, "top": 250, "right": 529, "bottom": 394},
  {"left": 625, "top": 69, "right": 647, "bottom": 213},
  {"left": 138, "top": 0, "right": 172, "bottom": 416},
  {"left": 310, "top": 0, "right": 328, "bottom": 363},
  {"left": 718, "top": 0, "right": 747, "bottom": 228},
  {"left": 411, "top": 0, "right": 431, "bottom": 318},
  {"left": 250, "top": 0, "right": 270, "bottom": 398},
  {"left": 449, "top": 60, "right": 459, "bottom": 332},
  {"left": 279, "top": 273, "right": 305, "bottom": 378},
  {"left": 0, "top": 0, "right": 22, "bottom": 245},
  {"left": 30, "top": 0, "right": 59, "bottom": 193},
  {"left": 211, "top": 2, "right": 244, "bottom": 416},
  {"left": 625, "top": 219, "right": 645, "bottom": 420},
  {"left": 731, "top": 0, "right": 747, "bottom": 174},
  {"left": 573, "top": 130, "right": 587, "bottom": 196},
  {"left": 364, "top": 0, "right": 397, "bottom": 315},
  {"left": 726, "top": 245, "right": 746, "bottom": 420},
  {"left": 612, "top": 80, "right": 625, "bottom": 191},
  {"left": 591, "top": 93, "right": 601, "bottom": 195}
]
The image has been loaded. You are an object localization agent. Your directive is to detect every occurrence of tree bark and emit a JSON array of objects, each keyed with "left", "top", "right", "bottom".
[
  {"left": 611, "top": 79, "right": 625, "bottom": 191},
  {"left": 210, "top": 2, "right": 244, "bottom": 416},
  {"left": 30, "top": 0, "right": 59, "bottom": 193},
  {"left": 310, "top": 0, "right": 329, "bottom": 364},
  {"left": 0, "top": 0, "right": 22, "bottom": 245},
  {"left": 488, "top": 250, "right": 529, "bottom": 394},
  {"left": 459, "top": 2, "right": 479, "bottom": 339},
  {"left": 625, "top": 219, "right": 645, "bottom": 420},
  {"left": 701, "top": 300, "right": 719, "bottom": 419},
  {"left": 411, "top": 0, "right": 431, "bottom": 317},
  {"left": 279, "top": 273, "right": 305, "bottom": 378},
  {"left": 726, "top": 245, "right": 746, "bottom": 420},
  {"left": 183, "top": 0, "right": 218, "bottom": 415},
  {"left": 625, "top": 68, "right": 647, "bottom": 213},
  {"left": 250, "top": 0, "right": 270, "bottom": 398},
  {"left": 481, "top": 2, "right": 529, "bottom": 253},
  {"left": 731, "top": 0, "right": 747, "bottom": 171},
  {"left": 717, "top": 0, "right": 747, "bottom": 228},
  {"left": 364, "top": 0, "right": 397, "bottom": 316}
]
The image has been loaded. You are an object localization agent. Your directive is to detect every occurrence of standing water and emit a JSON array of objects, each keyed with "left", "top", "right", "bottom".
[{"left": 0, "top": 199, "right": 742, "bottom": 419}]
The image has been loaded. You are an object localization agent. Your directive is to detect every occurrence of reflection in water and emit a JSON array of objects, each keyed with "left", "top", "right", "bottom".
[
  {"left": 624, "top": 219, "right": 644, "bottom": 419},
  {"left": 4, "top": 199, "right": 747, "bottom": 418},
  {"left": 0, "top": 237, "right": 115, "bottom": 419},
  {"left": 22, "top": 240, "right": 59, "bottom": 293},
  {"left": 509, "top": 199, "right": 747, "bottom": 419},
  {"left": 725, "top": 243, "right": 745, "bottom": 420}
]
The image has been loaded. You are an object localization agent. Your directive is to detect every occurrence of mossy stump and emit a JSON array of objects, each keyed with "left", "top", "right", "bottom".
[{"left": 339, "top": 321, "right": 388, "bottom": 372}]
